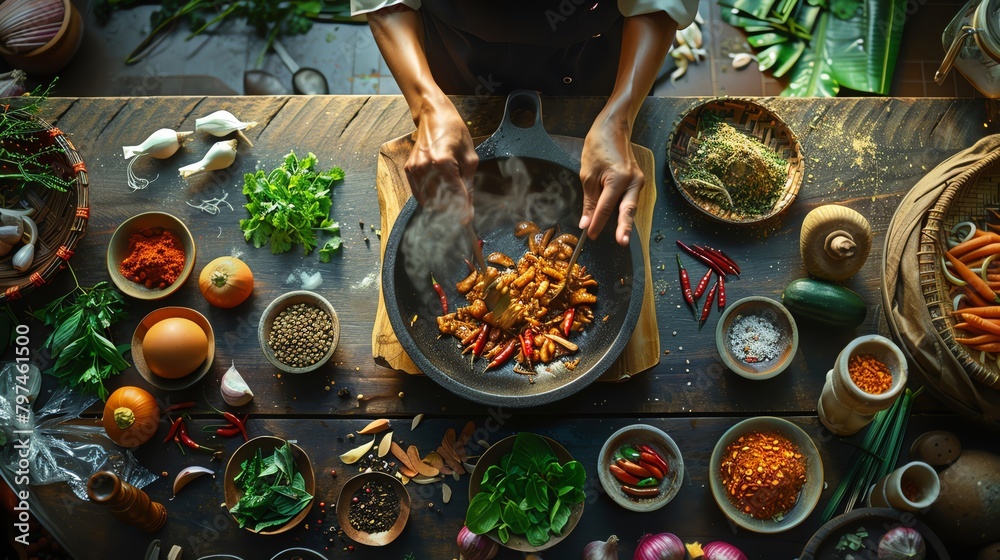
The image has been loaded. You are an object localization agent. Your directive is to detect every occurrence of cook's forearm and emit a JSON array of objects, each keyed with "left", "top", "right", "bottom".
[
  {"left": 601, "top": 11, "right": 678, "bottom": 131},
  {"left": 366, "top": 6, "right": 449, "bottom": 124}
]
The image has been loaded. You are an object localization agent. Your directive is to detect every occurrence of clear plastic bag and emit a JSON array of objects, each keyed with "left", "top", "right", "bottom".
[{"left": 0, "top": 364, "right": 156, "bottom": 500}]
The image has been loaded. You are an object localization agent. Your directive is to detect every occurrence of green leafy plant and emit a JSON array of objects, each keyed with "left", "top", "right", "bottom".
[
  {"left": 240, "top": 151, "right": 344, "bottom": 257},
  {"left": 0, "top": 81, "right": 76, "bottom": 194},
  {"left": 33, "top": 267, "right": 129, "bottom": 401},
  {"left": 720, "top": 0, "right": 907, "bottom": 96},
  {"left": 465, "top": 432, "right": 586, "bottom": 547},
  {"left": 230, "top": 441, "right": 313, "bottom": 532}
]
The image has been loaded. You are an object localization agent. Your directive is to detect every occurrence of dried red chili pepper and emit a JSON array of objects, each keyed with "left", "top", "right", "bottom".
[
  {"left": 163, "top": 417, "right": 183, "bottom": 443},
  {"left": 676, "top": 254, "right": 695, "bottom": 314},
  {"left": 718, "top": 274, "right": 726, "bottom": 311},
  {"left": 163, "top": 401, "right": 196, "bottom": 414},
  {"left": 223, "top": 412, "right": 248, "bottom": 441},
  {"left": 703, "top": 245, "right": 741, "bottom": 274},
  {"left": 609, "top": 464, "right": 640, "bottom": 485},
  {"left": 691, "top": 244, "right": 737, "bottom": 277},
  {"left": 178, "top": 421, "right": 215, "bottom": 453},
  {"left": 692, "top": 267, "right": 713, "bottom": 300},
  {"left": 677, "top": 240, "right": 726, "bottom": 276},
  {"left": 216, "top": 426, "right": 242, "bottom": 437},
  {"left": 699, "top": 280, "right": 719, "bottom": 328},
  {"left": 431, "top": 274, "right": 448, "bottom": 314},
  {"left": 486, "top": 339, "right": 518, "bottom": 370},
  {"left": 518, "top": 333, "right": 532, "bottom": 365},
  {"left": 561, "top": 308, "right": 575, "bottom": 337},
  {"left": 473, "top": 324, "right": 490, "bottom": 357}
]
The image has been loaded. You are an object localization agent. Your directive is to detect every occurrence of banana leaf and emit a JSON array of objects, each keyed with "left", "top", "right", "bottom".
[
  {"left": 757, "top": 41, "right": 807, "bottom": 77},
  {"left": 720, "top": 0, "right": 783, "bottom": 21},
  {"left": 783, "top": 48, "right": 841, "bottom": 97},
  {"left": 824, "top": 0, "right": 907, "bottom": 94}
]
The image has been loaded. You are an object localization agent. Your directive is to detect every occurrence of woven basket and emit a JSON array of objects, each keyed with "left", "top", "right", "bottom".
[
  {"left": 0, "top": 110, "right": 89, "bottom": 303},
  {"left": 667, "top": 98, "right": 803, "bottom": 224},
  {"left": 920, "top": 150, "right": 1000, "bottom": 390}
]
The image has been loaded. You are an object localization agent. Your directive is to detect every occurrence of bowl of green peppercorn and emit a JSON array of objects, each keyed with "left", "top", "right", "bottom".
[{"left": 258, "top": 290, "right": 339, "bottom": 374}]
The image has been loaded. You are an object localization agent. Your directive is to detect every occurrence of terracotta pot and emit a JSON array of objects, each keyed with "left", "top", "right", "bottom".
[{"left": 0, "top": 0, "right": 84, "bottom": 76}]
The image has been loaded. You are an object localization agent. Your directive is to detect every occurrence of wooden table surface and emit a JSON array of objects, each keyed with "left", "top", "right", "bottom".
[{"left": 8, "top": 95, "right": 1000, "bottom": 559}]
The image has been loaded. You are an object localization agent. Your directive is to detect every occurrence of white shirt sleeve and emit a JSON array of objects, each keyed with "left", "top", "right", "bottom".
[
  {"left": 618, "top": 0, "right": 700, "bottom": 28},
  {"left": 350, "top": 0, "right": 421, "bottom": 16}
]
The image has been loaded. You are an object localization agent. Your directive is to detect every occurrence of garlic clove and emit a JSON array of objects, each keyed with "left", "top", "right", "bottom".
[
  {"left": 220, "top": 362, "right": 253, "bottom": 407},
  {"left": 195, "top": 110, "right": 257, "bottom": 147},
  {"left": 178, "top": 139, "right": 238, "bottom": 179},
  {"left": 0, "top": 221, "right": 23, "bottom": 244},
  {"left": 172, "top": 466, "right": 214, "bottom": 497},
  {"left": 123, "top": 128, "right": 192, "bottom": 160},
  {"left": 339, "top": 437, "right": 375, "bottom": 464},
  {"left": 731, "top": 52, "right": 756, "bottom": 70},
  {"left": 12, "top": 243, "right": 33, "bottom": 272}
]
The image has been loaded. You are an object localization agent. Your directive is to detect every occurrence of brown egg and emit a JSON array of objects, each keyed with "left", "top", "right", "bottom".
[{"left": 142, "top": 317, "right": 208, "bottom": 378}]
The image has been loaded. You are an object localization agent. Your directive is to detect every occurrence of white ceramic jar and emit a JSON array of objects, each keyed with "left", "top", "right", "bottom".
[
  {"left": 817, "top": 334, "right": 908, "bottom": 436},
  {"left": 867, "top": 461, "right": 941, "bottom": 512}
]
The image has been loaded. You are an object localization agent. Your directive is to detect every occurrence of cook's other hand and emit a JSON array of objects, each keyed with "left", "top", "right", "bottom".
[
  {"left": 368, "top": 5, "right": 477, "bottom": 224},
  {"left": 579, "top": 11, "right": 677, "bottom": 246}
]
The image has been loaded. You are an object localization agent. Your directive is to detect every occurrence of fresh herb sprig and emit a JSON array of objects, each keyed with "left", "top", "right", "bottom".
[
  {"left": 465, "top": 432, "right": 586, "bottom": 547},
  {"left": 240, "top": 151, "right": 344, "bottom": 257},
  {"left": 33, "top": 266, "right": 129, "bottom": 401},
  {"left": 230, "top": 441, "right": 313, "bottom": 532},
  {"left": 0, "top": 81, "right": 76, "bottom": 194}
]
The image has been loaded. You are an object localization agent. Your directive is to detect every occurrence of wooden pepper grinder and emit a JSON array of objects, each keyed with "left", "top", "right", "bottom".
[{"left": 87, "top": 471, "right": 166, "bottom": 532}]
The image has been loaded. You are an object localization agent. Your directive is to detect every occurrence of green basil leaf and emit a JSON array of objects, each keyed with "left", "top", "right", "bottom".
[{"left": 501, "top": 501, "right": 529, "bottom": 534}]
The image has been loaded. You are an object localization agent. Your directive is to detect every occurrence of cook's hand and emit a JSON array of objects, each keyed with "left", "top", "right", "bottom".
[
  {"left": 405, "top": 96, "right": 478, "bottom": 224},
  {"left": 579, "top": 111, "right": 643, "bottom": 246}
]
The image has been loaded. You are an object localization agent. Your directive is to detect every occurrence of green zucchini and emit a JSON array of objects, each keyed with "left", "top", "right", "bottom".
[{"left": 781, "top": 278, "right": 867, "bottom": 329}]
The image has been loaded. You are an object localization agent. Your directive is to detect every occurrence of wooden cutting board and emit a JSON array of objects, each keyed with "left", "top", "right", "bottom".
[{"left": 372, "top": 133, "right": 659, "bottom": 382}]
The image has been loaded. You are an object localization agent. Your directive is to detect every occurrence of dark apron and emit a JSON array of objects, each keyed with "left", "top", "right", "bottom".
[{"left": 418, "top": 0, "right": 624, "bottom": 96}]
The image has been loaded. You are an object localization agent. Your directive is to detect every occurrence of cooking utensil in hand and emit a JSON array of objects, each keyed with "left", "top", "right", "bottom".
[
  {"left": 272, "top": 40, "right": 329, "bottom": 95},
  {"left": 551, "top": 232, "right": 586, "bottom": 302}
]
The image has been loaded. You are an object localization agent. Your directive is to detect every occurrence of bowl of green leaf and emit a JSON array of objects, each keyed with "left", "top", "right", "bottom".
[
  {"left": 224, "top": 436, "right": 315, "bottom": 535},
  {"left": 466, "top": 432, "right": 585, "bottom": 552}
]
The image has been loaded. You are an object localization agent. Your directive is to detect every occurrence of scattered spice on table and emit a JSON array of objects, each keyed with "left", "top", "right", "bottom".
[
  {"left": 728, "top": 313, "right": 782, "bottom": 364},
  {"left": 348, "top": 480, "right": 400, "bottom": 534},
  {"left": 680, "top": 112, "right": 788, "bottom": 216},
  {"left": 118, "top": 229, "right": 186, "bottom": 289},
  {"left": 268, "top": 302, "right": 334, "bottom": 367},
  {"left": 848, "top": 354, "right": 892, "bottom": 394},
  {"left": 719, "top": 430, "right": 806, "bottom": 520}
]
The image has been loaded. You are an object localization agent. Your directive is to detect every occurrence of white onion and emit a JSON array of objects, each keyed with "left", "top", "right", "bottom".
[{"left": 633, "top": 533, "right": 684, "bottom": 560}]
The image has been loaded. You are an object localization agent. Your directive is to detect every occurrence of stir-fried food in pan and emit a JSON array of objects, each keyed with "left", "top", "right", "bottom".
[{"left": 436, "top": 221, "right": 597, "bottom": 373}]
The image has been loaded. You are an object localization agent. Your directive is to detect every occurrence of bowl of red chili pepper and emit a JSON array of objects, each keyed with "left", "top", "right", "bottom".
[
  {"left": 709, "top": 416, "right": 823, "bottom": 533},
  {"left": 106, "top": 211, "right": 196, "bottom": 300},
  {"left": 597, "top": 424, "right": 684, "bottom": 512}
]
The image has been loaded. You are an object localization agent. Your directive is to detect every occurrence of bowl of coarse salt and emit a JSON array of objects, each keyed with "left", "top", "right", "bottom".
[{"left": 716, "top": 296, "right": 798, "bottom": 380}]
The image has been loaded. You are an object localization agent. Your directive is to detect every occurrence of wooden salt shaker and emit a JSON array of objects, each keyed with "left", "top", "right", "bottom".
[{"left": 87, "top": 471, "right": 166, "bottom": 532}]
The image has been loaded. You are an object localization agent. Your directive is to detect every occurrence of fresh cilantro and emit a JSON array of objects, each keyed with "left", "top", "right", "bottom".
[
  {"left": 33, "top": 273, "right": 129, "bottom": 401},
  {"left": 465, "top": 433, "right": 585, "bottom": 546},
  {"left": 240, "top": 151, "right": 344, "bottom": 257},
  {"left": 230, "top": 441, "right": 313, "bottom": 532}
]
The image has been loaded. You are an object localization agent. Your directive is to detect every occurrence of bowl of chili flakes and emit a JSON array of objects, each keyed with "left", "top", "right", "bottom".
[
  {"left": 709, "top": 416, "right": 823, "bottom": 533},
  {"left": 106, "top": 211, "right": 196, "bottom": 300}
]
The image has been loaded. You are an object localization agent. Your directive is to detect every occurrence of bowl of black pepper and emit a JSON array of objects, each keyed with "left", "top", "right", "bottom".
[
  {"left": 259, "top": 290, "right": 340, "bottom": 374},
  {"left": 335, "top": 471, "right": 411, "bottom": 546}
]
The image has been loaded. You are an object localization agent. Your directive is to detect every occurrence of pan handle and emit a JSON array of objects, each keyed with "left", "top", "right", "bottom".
[{"left": 475, "top": 90, "right": 580, "bottom": 172}]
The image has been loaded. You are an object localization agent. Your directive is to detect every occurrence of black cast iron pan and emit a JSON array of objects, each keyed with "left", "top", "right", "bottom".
[{"left": 382, "top": 90, "right": 644, "bottom": 407}]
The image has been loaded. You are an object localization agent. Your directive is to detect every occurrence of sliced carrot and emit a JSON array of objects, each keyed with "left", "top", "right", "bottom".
[
  {"left": 950, "top": 232, "right": 1000, "bottom": 257},
  {"left": 945, "top": 251, "right": 1000, "bottom": 304},
  {"left": 959, "top": 243, "right": 1000, "bottom": 264},
  {"left": 949, "top": 306, "right": 1000, "bottom": 318},
  {"left": 955, "top": 334, "right": 1000, "bottom": 345}
]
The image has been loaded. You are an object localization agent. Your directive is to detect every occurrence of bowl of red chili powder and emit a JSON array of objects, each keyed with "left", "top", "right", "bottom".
[
  {"left": 107, "top": 212, "right": 196, "bottom": 300},
  {"left": 709, "top": 416, "right": 823, "bottom": 533}
]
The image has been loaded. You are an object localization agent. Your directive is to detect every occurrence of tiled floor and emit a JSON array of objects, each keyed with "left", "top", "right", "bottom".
[{"left": 2, "top": 1, "right": 985, "bottom": 98}]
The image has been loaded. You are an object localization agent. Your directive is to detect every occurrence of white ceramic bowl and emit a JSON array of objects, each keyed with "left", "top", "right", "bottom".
[{"left": 716, "top": 296, "right": 798, "bottom": 380}]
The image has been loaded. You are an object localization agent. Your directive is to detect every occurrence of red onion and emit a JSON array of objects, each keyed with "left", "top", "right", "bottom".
[
  {"left": 457, "top": 525, "right": 498, "bottom": 560},
  {"left": 686, "top": 541, "right": 748, "bottom": 560},
  {"left": 582, "top": 535, "right": 619, "bottom": 560},
  {"left": 878, "top": 527, "right": 925, "bottom": 560},
  {"left": 633, "top": 533, "right": 685, "bottom": 560}
]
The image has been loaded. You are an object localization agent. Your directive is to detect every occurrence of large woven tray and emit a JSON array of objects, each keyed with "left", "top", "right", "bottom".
[
  {"left": 920, "top": 153, "right": 1000, "bottom": 390},
  {"left": 0, "top": 110, "right": 89, "bottom": 303}
]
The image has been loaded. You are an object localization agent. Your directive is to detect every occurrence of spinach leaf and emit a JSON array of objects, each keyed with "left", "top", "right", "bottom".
[
  {"left": 501, "top": 500, "right": 530, "bottom": 534},
  {"left": 229, "top": 441, "right": 312, "bottom": 532},
  {"left": 524, "top": 475, "right": 548, "bottom": 511},
  {"left": 525, "top": 522, "right": 551, "bottom": 547},
  {"left": 549, "top": 499, "right": 571, "bottom": 534},
  {"left": 465, "top": 493, "right": 501, "bottom": 534}
]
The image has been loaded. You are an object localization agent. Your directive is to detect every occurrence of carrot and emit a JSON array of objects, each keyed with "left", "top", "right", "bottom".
[
  {"left": 945, "top": 251, "right": 1000, "bottom": 303},
  {"left": 955, "top": 334, "right": 1000, "bottom": 345},
  {"left": 960, "top": 285, "right": 993, "bottom": 307},
  {"left": 949, "top": 306, "right": 1000, "bottom": 318},
  {"left": 950, "top": 232, "right": 1000, "bottom": 257},
  {"left": 959, "top": 243, "right": 1000, "bottom": 264},
  {"left": 971, "top": 343, "right": 1000, "bottom": 353},
  {"left": 960, "top": 313, "right": 1000, "bottom": 336}
]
